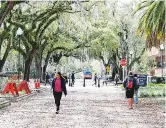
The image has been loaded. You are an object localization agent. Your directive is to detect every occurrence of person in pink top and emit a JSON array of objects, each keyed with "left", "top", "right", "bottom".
[{"left": 52, "top": 72, "right": 67, "bottom": 114}]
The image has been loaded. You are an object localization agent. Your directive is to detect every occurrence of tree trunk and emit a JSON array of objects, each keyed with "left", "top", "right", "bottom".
[
  {"left": 111, "top": 53, "right": 118, "bottom": 79},
  {"left": 112, "top": 65, "right": 117, "bottom": 80},
  {"left": 119, "top": 67, "right": 123, "bottom": 80},
  {"left": 23, "top": 54, "right": 34, "bottom": 81},
  {"left": 35, "top": 56, "right": 41, "bottom": 80},
  {"left": 0, "top": 60, "right": 5, "bottom": 72},
  {"left": 43, "top": 65, "right": 46, "bottom": 80},
  {"left": 42, "top": 51, "right": 51, "bottom": 80},
  {"left": 0, "top": 40, "right": 11, "bottom": 71},
  {"left": 0, "top": 1, "right": 14, "bottom": 26}
]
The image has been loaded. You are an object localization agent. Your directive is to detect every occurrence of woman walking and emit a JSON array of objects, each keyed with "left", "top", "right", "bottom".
[{"left": 52, "top": 72, "right": 67, "bottom": 114}]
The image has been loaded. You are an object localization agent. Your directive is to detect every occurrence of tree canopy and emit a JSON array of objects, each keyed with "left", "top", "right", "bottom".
[
  {"left": 135, "top": 0, "right": 165, "bottom": 48},
  {"left": 0, "top": 0, "right": 154, "bottom": 80}
]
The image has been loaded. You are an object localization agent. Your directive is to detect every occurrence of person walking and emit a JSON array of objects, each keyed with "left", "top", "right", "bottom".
[
  {"left": 62, "top": 73, "right": 68, "bottom": 84},
  {"left": 52, "top": 72, "right": 67, "bottom": 114},
  {"left": 51, "top": 72, "right": 55, "bottom": 78},
  {"left": 134, "top": 74, "right": 139, "bottom": 104},
  {"left": 45, "top": 72, "right": 51, "bottom": 86},
  {"left": 71, "top": 71, "right": 75, "bottom": 86},
  {"left": 92, "top": 73, "right": 97, "bottom": 86},
  {"left": 102, "top": 73, "right": 108, "bottom": 86},
  {"left": 114, "top": 73, "right": 119, "bottom": 86},
  {"left": 123, "top": 72, "right": 137, "bottom": 109}
]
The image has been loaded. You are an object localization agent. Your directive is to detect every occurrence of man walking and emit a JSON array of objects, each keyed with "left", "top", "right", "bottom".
[
  {"left": 102, "top": 73, "right": 108, "bottom": 86},
  {"left": 134, "top": 74, "right": 139, "bottom": 104},
  {"left": 45, "top": 72, "right": 51, "bottom": 86},
  {"left": 62, "top": 73, "right": 68, "bottom": 85},
  {"left": 115, "top": 73, "right": 119, "bottom": 86},
  {"left": 123, "top": 72, "right": 137, "bottom": 109},
  {"left": 92, "top": 73, "right": 97, "bottom": 86},
  {"left": 71, "top": 71, "right": 75, "bottom": 86}
]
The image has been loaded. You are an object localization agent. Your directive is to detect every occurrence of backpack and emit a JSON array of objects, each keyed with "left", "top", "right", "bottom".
[{"left": 127, "top": 77, "right": 134, "bottom": 89}]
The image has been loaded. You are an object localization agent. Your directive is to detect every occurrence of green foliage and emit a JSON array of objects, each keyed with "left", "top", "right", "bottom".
[
  {"left": 138, "top": 84, "right": 165, "bottom": 98},
  {"left": 135, "top": 1, "right": 165, "bottom": 48},
  {"left": 0, "top": 0, "right": 154, "bottom": 80},
  {"left": 148, "top": 83, "right": 165, "bottom": 87},
  {"left": 134, "top": 51, "right": 148, "bottom": 73}
]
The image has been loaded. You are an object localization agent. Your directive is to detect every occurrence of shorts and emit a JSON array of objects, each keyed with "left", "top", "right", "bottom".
[{"left": 126, "top": 89, "right": 134, "bottom": 98}]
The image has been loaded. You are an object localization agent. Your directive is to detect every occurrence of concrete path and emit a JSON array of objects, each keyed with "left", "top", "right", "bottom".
[{"left": 0, "top": 80, "right": 165, "bottom": 128}]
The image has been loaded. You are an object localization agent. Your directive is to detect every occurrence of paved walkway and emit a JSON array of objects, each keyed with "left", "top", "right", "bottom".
[{"left": 0, "top": 80, "right": 165, "bottom": 128}]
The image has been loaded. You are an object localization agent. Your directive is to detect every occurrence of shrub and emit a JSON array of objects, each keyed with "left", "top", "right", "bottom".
[
  {"left": 139, "top": 84, "right": 165, "bottom": 98},
  {"left": 144, "top": 92, "right": 149, "bottom": 97},
  {"left": 140, "top": 92, "right": 144, "bottom": 98},
  {"left": 147, "top": 92, "right": 153, "bottom": 97},
  {"left": 156, "top": 92, "right": 162, "bottom": 97},
  {"left": 120, "top": 84, "right": 123, "bottom": 88},
  {"left": 151, "top": 92, "right": 155, "bottom": 97},
  {"left": 148, "top": 83, "right": 165, "bottom": 87}
]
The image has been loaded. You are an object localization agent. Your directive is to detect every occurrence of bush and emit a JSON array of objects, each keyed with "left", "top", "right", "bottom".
[
  {"left": 120, "top": 84, "right": 123, "bottom": 88},
  {"left": 143, "top": 92, "right": 149, "bottom": 97},
  {"left": 140, "top": 92, "right": 144, "bottom": 98},
  {"left": 148, "top": 83, "right": 165, "bottom": 87},
  {"left": 147, "top": 92, "right": 153, "bottom": 97},
  {"left": 151, "top": 92, "right": 155, "bottom": 97},
  {"left": 139, "top": 88, "right": 165, "bottom": 98},
  {"left": 158, "top": 92, "right": 163, "bottom": 97}
]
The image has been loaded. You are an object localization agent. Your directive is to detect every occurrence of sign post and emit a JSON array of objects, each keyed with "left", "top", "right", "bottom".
[
  {"left": 122, "top": 67, "right": 125, "bottom": 82},
  {"left": 120, "top": 59, "right": 127, "bottom": 81}
]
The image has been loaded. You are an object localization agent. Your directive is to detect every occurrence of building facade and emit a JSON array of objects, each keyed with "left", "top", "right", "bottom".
[{"left": 147, "top": 43, "right": 166, "bottom": 77}]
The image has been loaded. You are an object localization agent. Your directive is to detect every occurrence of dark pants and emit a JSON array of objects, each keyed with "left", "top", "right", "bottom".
[
  {"left": 95, "top": 79, "right": 97, "bottom": 84},
  {"left": 45, "top": 79, "right": 50, "bottom": 85},
  {"left": 115, "top": 79, "right": 118, "bottom": 85},
  {"left": 103, "top": 81, "right": 107, "bottom": 86},
  {"left": 71, "top": 79, "right": 75, "bottom": 86},
  {"left": 53, "top": 91, "right": 62, "bottom": 111},
  {"left": 92, "top": 79, "right": 97, "bottom": 86}
]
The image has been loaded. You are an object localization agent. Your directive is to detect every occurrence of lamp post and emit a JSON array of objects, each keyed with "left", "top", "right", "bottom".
[
  {"left": 160, "top": 44, "right": 165, "bottom": 77},
  {"left": 129, "top": 51, "right": 133, "bottom": 71},
  {"left": 16, "top": 27, "right": 23, "bottom": 80}
]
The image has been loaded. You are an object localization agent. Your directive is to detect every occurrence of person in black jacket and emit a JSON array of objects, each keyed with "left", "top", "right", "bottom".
[
  {"left": 134, "top": 74, "right": 139, "bottom": 104},
  {"left": 62, "top": 73, "right": 68, "bottom": 84},
  {"left": 52, "top": 72, "right": 67, "bottom": 114},
  {"left": 123, "top": 72, "right": 137, "bottom": 109},
  {"left": 45, "top": 72, "right": 51, "bottom": 86},
  {"left": 92, "top": 73, "right": 97, "bottom": 86},
  {"left": 71, "top": 71, "right": 75, "bottom": 86}
]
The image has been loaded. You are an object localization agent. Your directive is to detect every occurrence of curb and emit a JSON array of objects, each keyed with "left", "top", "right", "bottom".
[
  {"left": 0, "top": 98, "right": 11, "bottom": 109},
  {"left": 33, "top": 87, "right": 47, "bottom": 93},
  {"left": 0, "top": 87, "right": 47, "bottom": 109},
  {"left": 8, "top": 87, "right": 47, "bottom": 102},
  {"left": 6, "top": 91, "right": 37, "bottom": 102}
]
